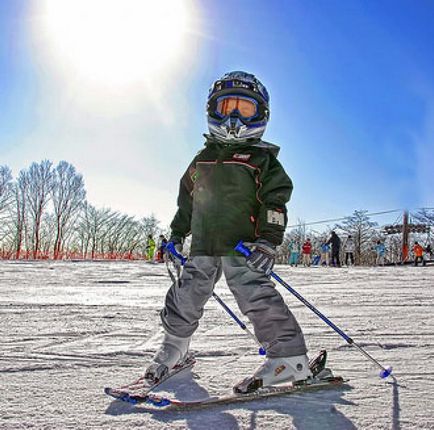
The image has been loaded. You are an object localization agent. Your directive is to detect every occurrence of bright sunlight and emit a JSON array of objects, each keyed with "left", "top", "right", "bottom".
[{"left": 35, "top": 0, "right": 194, "bottom": 87}]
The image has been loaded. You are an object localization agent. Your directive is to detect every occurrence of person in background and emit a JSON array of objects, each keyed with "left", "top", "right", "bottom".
[
  {"left": 146, "top": 234, "right": 156, "bottom": 261},
  {"left": 312, "top": 252, "right": 321, "bottom": 266},
  {"left": 424, "top": 244, "right": 432, "bottom": 260},
  {"left": 375, "top": 240, "right": 386, "bottom": 266},
  {"left": 301, "top": 238, "right": 312, "bottom": 267},
  {"left": 326, "top": 231, "right": 341, "bottom": 267},
  {"left": 288, "top": 240, "right": 300, "bottom": 267},
  {"left": 413, "top": 241, "right": 424, "bottom": 266},
  {"left": 156, "top": 235, "right": 168, "bottom": 263},
  {"left": 320, "top": 242, "right": 330, "bottom": 266},
  {"left": 344, "top": 235, "right": 355, "bottom": 266}
]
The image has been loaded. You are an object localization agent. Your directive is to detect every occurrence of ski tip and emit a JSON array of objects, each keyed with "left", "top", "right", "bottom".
[
  {"left": 379, "top": 366, "right": 393, "bottom": 379},
  {"left": 259, "top": 347, "right": 267, "bottom": 356},
  {"left": 105, "top": 387, "right": 138, "bottom": 404}
]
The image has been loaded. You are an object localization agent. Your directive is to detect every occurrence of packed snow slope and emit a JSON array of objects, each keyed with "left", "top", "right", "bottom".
[{"left": 1, "top": 261, "right": 433, "bottom": 429}]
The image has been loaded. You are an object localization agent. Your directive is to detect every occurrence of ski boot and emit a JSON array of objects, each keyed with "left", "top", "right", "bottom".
[
  {"left": 144, "top": 332, "right": 191, "bottom": 384},
  {"left": 234, "top": 354, "right": 313, "bottom": 394}
]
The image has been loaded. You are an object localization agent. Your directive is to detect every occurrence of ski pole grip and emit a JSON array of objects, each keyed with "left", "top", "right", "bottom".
[
  {"left": 235, "top": 241, "right": 252, "bottom": 257},
  {"left": 165, "top": 242, "right": 187, "bottom": 265}
]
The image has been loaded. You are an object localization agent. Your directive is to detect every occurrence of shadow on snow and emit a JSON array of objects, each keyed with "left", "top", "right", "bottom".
[{"left": 105, "top": 370, "right": 357, "bottom": 430}]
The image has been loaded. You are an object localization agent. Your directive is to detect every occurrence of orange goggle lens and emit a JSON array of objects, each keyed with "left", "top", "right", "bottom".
[{"left": 216, "top": 96, "right": 257, "bottom": 118}]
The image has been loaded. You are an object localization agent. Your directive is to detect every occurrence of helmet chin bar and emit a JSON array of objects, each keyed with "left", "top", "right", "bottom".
[
  {"left": 209, "top": 120, "right": 265, "bottom": 142},
  {"left": 222, "top": 117, "right": 248, "bottom": 140},
  {"left": 208, "top": 114, "right": 266, "bottom": 141}
]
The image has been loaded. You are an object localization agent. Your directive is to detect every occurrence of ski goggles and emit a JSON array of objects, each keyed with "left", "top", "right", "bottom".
[{"left": 215, "top": 95, "right": 258, "bottom": 120}]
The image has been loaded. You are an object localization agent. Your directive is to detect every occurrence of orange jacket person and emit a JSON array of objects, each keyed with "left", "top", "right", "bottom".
[{"left": 413, "top": 242, "right": 424, "bottom": 266}]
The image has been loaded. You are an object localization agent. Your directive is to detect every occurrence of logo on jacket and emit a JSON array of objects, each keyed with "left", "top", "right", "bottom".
[
  {"left": 233, "top": 153, "right": 251, "bottom": 161},
  {"left": 267, "top": 210, "right": 285, "bottom": 226}
]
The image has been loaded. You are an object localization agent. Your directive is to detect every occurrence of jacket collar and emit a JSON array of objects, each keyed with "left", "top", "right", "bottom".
[{"left": 203, "top": 134, "right": 280, "bottom": 157}]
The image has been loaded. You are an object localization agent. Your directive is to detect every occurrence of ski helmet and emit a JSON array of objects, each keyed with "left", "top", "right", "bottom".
[{"left": 207, "top": 71, "right": 270, "bottom": 141}]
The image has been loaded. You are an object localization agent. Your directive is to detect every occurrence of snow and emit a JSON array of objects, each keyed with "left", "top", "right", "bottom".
[{"left": 1, "top": 260, "right": 433, "bottom": 429}]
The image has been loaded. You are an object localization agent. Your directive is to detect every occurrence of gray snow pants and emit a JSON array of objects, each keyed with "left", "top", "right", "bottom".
[{"left": 161, "top": 256, "right": 307, "bottom": 358}]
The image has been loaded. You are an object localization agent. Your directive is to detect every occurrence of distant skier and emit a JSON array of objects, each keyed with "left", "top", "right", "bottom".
[
  {"left": 327, "top": 231, "right": 341, "bottom": 267},
  {"left": 320, "top": 242, "right": 330, "bottom": 266},
  {"left": 145, "top": 71, "right": 312, "bottom": 393},
  {"left": 145, "top": 234, "right": 156, "bottom": 261},
  {"left": 156, "top": 235, "right": 168, "bottom": 263},
  {"left": 344, "top": 235, "right": 355, "bottom": 266},
  {"left": 375, "top": 240, "right": 386, "bottom": 266},
  {"left": 425, "top": 244, "right": 432, "bottom": 260},
  {"left": 288, "top": 240, "right": 300, "bottom": 267},
  {"left": 301, "top": 239, "right": 312, "bottom": 267},
  {"left": 312, "top": 253, "right": 321, "bottom": 265},
  {"left": 413, "top": 242, "right": 424, "bottom": 266}
]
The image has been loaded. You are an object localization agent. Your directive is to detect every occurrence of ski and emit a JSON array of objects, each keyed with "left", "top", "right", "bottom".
[
  {"left": 128, "top": 375, "right": 346, "bottom": 410},
  {"left": 104, "top": 353, "right": 196, "bottom": 404},
  {"left": 107, "top": 349, "right": 347, "bottom": 410}
]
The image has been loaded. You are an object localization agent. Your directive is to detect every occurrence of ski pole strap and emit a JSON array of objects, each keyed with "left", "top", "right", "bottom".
[{"left": 165, "top": 242, "right": 187, "bottom": 265}]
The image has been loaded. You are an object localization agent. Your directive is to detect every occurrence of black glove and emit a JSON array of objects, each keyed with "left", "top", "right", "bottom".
[{"left": 244, "top": 239, "right": 276, "bottom": 276}]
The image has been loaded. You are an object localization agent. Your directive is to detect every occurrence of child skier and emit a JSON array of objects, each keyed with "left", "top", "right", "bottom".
[{"left": 145, "top": 71, "right": 312, "bottom": 393}]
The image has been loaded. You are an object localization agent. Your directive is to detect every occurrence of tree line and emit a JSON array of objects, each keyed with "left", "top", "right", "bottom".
[
  {"left": 1, "top": 161, "right": 432, "bottom": 263},
  {"left": 0, "top": 161, "right": 162, "bottom": 260}
]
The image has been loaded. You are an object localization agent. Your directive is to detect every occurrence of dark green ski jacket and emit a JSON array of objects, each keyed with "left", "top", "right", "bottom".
[{"left": 170, "top": 135, "right": 293, "bottom": 256}]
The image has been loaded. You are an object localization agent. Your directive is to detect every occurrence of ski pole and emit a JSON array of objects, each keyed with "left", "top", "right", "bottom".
[
  {"left": 235, "top": 240, "right": 392, "bottom": 379},
  {"left": 165, "top": 242, "right": 266, "bottom": 355}
]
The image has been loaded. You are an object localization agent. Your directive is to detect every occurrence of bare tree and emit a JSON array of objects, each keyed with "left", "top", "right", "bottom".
[
  {"left": 280, "top": 219, "right": 307, "bottom": 263},
  {"left": 412, "top": 208, "right": 434, "bottom": 227},
  {"left": 0, "top": 166, "right": 13, "bottom": 255},
  {"left": 80, "top": 205, "right": 118, "bottom": 259},
  {"left": 21, "top": 161, "right": 54, "bottom": 258},
  {"left": 105, "top": 214, "right": 141, "bottom": 258},
  {"left": 0, "top": 159, "right": 166, "bottom": 260},
  {"left": 13, "top": 170, "right": 30, "bottom": 259},
  {"left": 141, "top": 214, "right": 160, "bottom": 237},
  {"left": 0, "top": 165, "right": 13, "bottom": 215},
  {"left": 335, "top": 210, "right": 378, "bottom": 265},
  {"left": 51, "top": 161, "right": 86, "bottom": 259}
]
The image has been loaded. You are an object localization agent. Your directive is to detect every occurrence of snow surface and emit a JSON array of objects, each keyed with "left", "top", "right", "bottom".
[{"left": 1, "top": 260, "right": 433, "bottom": 429}]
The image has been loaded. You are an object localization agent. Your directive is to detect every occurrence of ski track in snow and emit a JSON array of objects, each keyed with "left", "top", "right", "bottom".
[{"left": 1, "top": 261, "right": 433, "bottom": 429}]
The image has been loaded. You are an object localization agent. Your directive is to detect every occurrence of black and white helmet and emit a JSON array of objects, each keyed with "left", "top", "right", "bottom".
[{"left": 207, "top": 71, "right": 270, "bottom": 142}]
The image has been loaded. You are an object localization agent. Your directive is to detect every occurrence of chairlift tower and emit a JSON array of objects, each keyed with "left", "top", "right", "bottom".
[{"left": 383, "top": 210, "right": 429, "bottom": 263}]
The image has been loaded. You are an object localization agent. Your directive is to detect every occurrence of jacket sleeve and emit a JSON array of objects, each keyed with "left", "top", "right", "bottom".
[
  {"left": 256, "top": 154, "right": 293, "bottom": 246},
  {"left": 170, "top": 158, "right": 197, "bottom": 241}
]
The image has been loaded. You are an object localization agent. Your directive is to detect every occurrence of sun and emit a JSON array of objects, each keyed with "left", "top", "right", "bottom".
[{"left": 35, "top": 0, "right": 194, "bottom": 87}]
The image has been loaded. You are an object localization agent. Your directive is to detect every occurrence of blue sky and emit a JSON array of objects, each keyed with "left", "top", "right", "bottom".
[{"left": 1, "top": 0, "right": 433, "bottom": 229}]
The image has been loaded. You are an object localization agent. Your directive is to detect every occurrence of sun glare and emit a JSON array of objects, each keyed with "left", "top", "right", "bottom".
[{"left": 36, "top": 0, "right": 193, "bottom": 87}]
